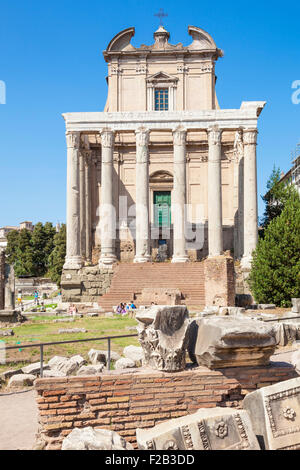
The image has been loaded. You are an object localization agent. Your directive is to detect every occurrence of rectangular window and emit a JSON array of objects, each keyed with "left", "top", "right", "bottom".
[{"left": 155, "top": 88, "right": 169, "bottom": 111}]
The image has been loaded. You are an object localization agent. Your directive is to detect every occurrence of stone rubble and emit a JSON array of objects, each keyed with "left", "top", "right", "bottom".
[
  {"left": 8, "top": 373, "right": 36, "bottom": 388},
  {"left": 61, "top": 427, "right": 133, "bottom": 450},
  {"left": 136, "top": 305, "right": 190, "bottom": 372},
  {"left": 123, "top": 345, "right": 144, "bottom": 366},
  {"left": 114, "top": 357, "right": 136, "bottom": 370},
  {"left": 58, "top": 328, "right": 87, "bottom": 334},
  {"left": 188, "top": 316, "right": 276, "bottom": 368}
]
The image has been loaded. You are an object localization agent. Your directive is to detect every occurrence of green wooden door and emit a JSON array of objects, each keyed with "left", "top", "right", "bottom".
[{"left": 154, "top": 191, "right": 171, "bottom": 227}]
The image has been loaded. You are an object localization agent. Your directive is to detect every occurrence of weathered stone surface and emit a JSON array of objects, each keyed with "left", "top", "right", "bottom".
[
  {"left": 43, "top": 369, "right": 65, "bottom": 378},
  {"left": 136, "top": 407, "right": 260, "bottom": 450},
  {"left": 123, "top": 345, "right": 144, "bottom": 366},
  {"left": 114, "top": 357, "right": 136, "bottom": 370},
  {"left": 61, "top": 427, "right": 133, "bottom": 450},
  {"left": 0, "top": 329, "right": 14, "bottom": 336},
  {"left": 53, "top": 318, "right": 75, "bottom": 323},
  {"left": 140, "top": 288, "right": 181, "bottom": 306},
  {"left": 292, "top": 299, "right": 300, "bottom": 314},
  {"left": 243, "top": 377, "right": 300, "bottom": 450},
  {"left": 136, "top": 305, "right": 190, "bottom": 372},
  {"left": 22, "top": 362, "right": 50, "bottom": 375},
  {"left": 58, "top": 328, "right": 87, "bottom": 334},
  {"left": 77, "top": 364, "right": 104, "bottom": 376},
  {"left": 257, "top": 304, "right": 276, "bottom": 310},
  {"left": 88, "top": 349, "right": 120, "bottom": 365},
  {"left": 291, "top": 350, "right": 300, "bottom": 375},
  {"left": 8, "top": 374, "right": 36, "bottom": 387},
  {"left": 272, "top": 321, "right": 300, "bottom": 346},
  {"left": 86, "top": 312, "right": 99, "bottom": 317},
  {"left": 0, "top": 369, "right": 22, "bottom": 381},
  {"left": 48, "top": 355, "right": 85, "bottom": 376},
  {"left": 188, "top": 316, "right": 276, "bottom": 369}
]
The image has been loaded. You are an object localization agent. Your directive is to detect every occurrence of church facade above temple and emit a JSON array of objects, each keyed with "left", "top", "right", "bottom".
[{"left": 61, "top": 25, "right": 266, "bottom": 304}]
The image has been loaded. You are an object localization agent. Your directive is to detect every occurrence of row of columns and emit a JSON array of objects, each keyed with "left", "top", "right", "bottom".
[{"left": 64, "top": 126, "right": 258, "bottom": 270}]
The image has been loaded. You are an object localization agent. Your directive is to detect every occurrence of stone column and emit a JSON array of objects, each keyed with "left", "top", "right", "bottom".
[
  {"left": 84, "top": 151, "right": 92, "bottom": 263},
  {"left": 99, "top": 129, "right": 117, "bottom": 266},
  {"left": 64, "top": 132, "right": 82, "bottom": 270},
  {"left": 171, "top": 126, "right": 189, "bottom": 263},
  {"left": 79, "top": 150, "right": 86, "bottom": 260},
  {"left": 134, "top": 127, "right": 151, "bottom": 263},
  {"left": 241, "top": 129, "right": 258, "bottom": 269},
  {"left": 207, "top": 126, "right": 223, "bottom": 257}
]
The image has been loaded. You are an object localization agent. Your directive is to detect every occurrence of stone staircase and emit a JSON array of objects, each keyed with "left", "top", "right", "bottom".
[{"left": 98, "top": 262, "right": 205, "bottom": 311}]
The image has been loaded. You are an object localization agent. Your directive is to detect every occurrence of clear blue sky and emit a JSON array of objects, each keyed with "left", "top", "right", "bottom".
[{"left": 0, "top": 0, "right": 299, "bottom": 227}]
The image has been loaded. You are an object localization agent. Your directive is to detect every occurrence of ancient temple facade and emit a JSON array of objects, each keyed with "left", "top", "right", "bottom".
[{"left": 61, "top": 25, "right": 265, "bottom": 304}]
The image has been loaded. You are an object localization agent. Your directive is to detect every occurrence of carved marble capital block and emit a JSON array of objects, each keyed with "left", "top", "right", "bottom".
[
  {"left": 136, "top": 305, "right": 190, "bottom": 372},
  {"left": 243, "top": 377, "right": 300, "bottom": 450},
  {"left": 188, "top": 316, "right": 276, "bottom": 369},
  {"left": 136, "top": 407, "right": 260, "bottom": 450}
]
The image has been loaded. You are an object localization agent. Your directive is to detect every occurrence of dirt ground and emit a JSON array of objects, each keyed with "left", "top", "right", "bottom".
[{"left": 0, "top": 388, "right": 38, "bottom": 450}]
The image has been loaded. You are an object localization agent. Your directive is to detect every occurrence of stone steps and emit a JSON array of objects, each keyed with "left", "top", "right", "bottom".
[{"left": 98, "top": 262, "right": 205, "bottom": 310}]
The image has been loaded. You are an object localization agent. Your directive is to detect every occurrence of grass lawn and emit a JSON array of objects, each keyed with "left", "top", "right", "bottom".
[{"left": 0, "top": 315, "right": 139, "bottom": 373}]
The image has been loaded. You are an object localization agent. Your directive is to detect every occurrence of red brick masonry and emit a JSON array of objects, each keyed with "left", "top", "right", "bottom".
[{"left": 35, "top": 363, "right": 297, "bottom": 450}]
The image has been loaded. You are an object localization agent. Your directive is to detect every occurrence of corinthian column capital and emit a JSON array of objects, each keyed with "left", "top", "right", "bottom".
[
  {"left": 135, "top": 127, "right": 150, "bottom": 147},
  {"left": 66, "top": 131, "right": 80, "bottom": 149},
  {"left": 207, "top": 126, "right": 222, "bottom": 146},
  {"left": 101, "top": 129, "right": 115, "bottom": 148},
  {"left": 243, "top": 129, "right": 258, "bottom": 146},
  {"left": 173, "top": 126, "right": 187, "bottom": 147}
]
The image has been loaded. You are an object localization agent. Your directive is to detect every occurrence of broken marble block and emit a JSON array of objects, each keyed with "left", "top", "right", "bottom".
[
  {"left": 61, "top": 427, "right": 133, "bottom": 450},
  {"left": 188, "top": 316, "right": 276, "bottom": 369},
  {"left": 136, "top": 407, "right": 260, "bottom": 450},
  {"left": 243, "top": 377, "right": 300, "bottom": 450},
  {"left": 292, "top": 299, "right": 300, "bottom": 314},
  {"left": 136, "top": 305, "right": 190, "bottom": 372}
]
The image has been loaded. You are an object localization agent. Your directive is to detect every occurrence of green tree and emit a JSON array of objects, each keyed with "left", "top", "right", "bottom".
[
  {"left": 249, "top": 192, "right": 300, "bottom": 307},
  {"left": 261, "top": 165, "right": 295, "bottom": 229},
  {"left": 48, "top": 224, "right": 66, "bottom": 286},
  {"left": 31, "top": 222, "right": 56, "bottom": 276},
  {"left": 6, "top": 228, "right": 35, "bottom": 277}
]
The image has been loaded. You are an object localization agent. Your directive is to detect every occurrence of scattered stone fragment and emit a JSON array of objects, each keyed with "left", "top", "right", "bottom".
[
  {"left": 0, "top": 369, "right": 23, "bottom": 381},
  {"left": 292, "top": 299, "right": 300, "bottom": 314},
  {"left": 114, "top": 357, "right": 136, "bottom": 370},
  {"left": 53, "top": 318, "right": 75, "bottom": 323},
  {"left": 48, "top": 355, "right": 85, "bottom": 376},
  {"left": 8, "top": 374, "right": 36, "bottom": 388},
  {"left": 291, "top": 350, "right": 300, "bottom": 375},
  {"left": 43, "top": 369, "right": 65, "bottom": 378},
  {"left": 69, "top": 355, "right": 86, "bottom": 368},
  {"left": 0, "top": 329, "right": 14, "bottom": 336},
  {"left": 227, "top": 307, "right": 246, "bottom": 316},
  {"left": 123, "top": 345, "right": 144, "bottom": 366},
  {"left": 87, "top": 312, "right": 99, "bottom": 317},
  {"left": 272, "top": 321, "right": 300, "bottom": 346},
  {"left": 257, "top": 304, "right": 276, "bottom": 310},
  {"left": 136, "top": 407, "right": 260, "bottom": 450},
  {"left": 243, "top": 377, "right": 300, "bottom": 450},
  {"left": 22, "top": 362, "right": 50, "bottom": 375},
  {"left": 58, "top": 328, "right": 87, "bottom": 334},
  {"left": 61, "top": 427, "right": 133, "bottom": 450},
  {"left": 77, "top": 364, "right": 104, "bottom": 376},
  {"left": 136, "top": 305, "right": 190, "bottom": 372},
  {"left": 88, "top": 349, "right": 120, "bottom": 365},
  {"left": 202, "top": 306, "right": 219, "bottom": 316},
  {"left": 105, "top": 312, "right": 114, "bottom": 318},
  {"left": 188, "top": 316, "right": 276, "bottom": 369}
]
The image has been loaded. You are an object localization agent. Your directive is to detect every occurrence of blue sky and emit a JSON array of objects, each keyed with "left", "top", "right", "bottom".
[{"left": 0, "top": 0, "right": 299, "bottom": 227}]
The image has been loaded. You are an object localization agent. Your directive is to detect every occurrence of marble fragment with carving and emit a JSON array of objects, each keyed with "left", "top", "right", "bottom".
[
  {"left": 136, "top": 305, "right": 190, "bottom": 372},
  {"left": 136, "top": 407, "right": 260, "bottom": 450},
  {"left": 243, "top": 377, "right": 300, "bottom": 450}
]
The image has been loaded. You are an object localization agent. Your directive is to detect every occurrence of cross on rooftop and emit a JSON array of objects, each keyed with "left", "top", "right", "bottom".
[{"left": 154, "top": 8, "right": 168, "bottom": 26}]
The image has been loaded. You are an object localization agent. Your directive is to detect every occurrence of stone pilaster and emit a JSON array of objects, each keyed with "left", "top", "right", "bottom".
[
  {"left": 64, "top": 131, "right": 82, "bottom": 270},
  {"left": 241, "top": 129, "right": 258, "bottom": 270},
  {"left": 171, "top": 126, "right": 189, "bottom": 263},
  {"left": 134, "top": 127, "right": 151, "bottom": 263},
  {"left": 99, "top": 129, "right": 117, "bottom": 266},
  {"left": 207, "top": 126, "right": 223, "bottom": 257}
]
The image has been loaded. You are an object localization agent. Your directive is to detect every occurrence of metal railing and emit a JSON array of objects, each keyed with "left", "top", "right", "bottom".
[{"left": 4, "top": 334, "right": 138, "bottom": 378}]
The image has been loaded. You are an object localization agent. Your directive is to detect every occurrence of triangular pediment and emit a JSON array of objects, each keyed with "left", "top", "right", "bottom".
[{"left": 147, "top": 71, "right": 178, "bottom": 83}]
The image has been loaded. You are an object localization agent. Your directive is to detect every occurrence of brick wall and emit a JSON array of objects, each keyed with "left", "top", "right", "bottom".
[
  {"left": 35, "top": 363, "right": 297, "bottom": 450},
  {"left": 204, "top": 254, "right": 235, "bottom": 307}
]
